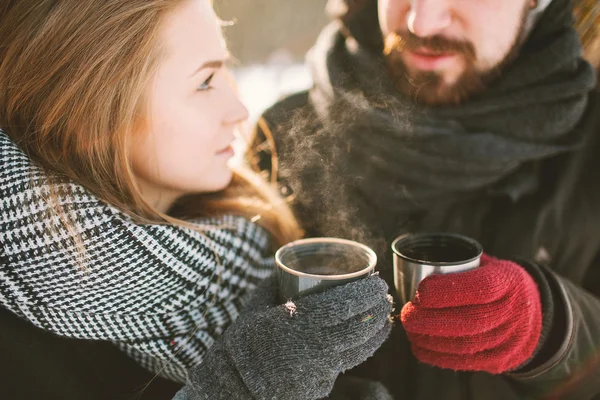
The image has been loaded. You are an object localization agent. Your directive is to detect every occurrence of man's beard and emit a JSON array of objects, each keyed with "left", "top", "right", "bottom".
[{"left": 384, "top": 8, "right": 529, "bottom": 106}]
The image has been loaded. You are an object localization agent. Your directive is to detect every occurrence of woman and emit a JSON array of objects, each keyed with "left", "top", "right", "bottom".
[{"left": 0, "top": 1, "right": 392, "bottom": 399}]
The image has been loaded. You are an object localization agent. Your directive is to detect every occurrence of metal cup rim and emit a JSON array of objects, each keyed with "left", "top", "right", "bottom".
[
  {"left": 391, "top": 232, "right": 483, "bottom": 267},
  {"left": 275, "top": 237, "right": 377, "bottom": 280}
]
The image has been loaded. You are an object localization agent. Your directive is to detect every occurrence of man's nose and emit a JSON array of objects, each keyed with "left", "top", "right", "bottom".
[{"left": 407, "top": 0, "right": 452, "bottom": 38}]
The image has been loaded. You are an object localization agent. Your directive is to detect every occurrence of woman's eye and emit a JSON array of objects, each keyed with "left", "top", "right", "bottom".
[{"left": 198, "top": 72, "right": 215, "bottom": 91}]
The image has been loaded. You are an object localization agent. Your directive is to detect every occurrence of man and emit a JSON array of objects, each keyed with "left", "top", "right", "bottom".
[{"left": 251, "top": 0, "right": 600, "bottom": 398}]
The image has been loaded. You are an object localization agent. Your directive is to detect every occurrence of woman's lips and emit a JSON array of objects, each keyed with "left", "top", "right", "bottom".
[
  {"left": 216, "top": 144, "right": 234, "bottom": 158},
  {"left": 403, "top": 48, "right": 458, "bottom": 71}
]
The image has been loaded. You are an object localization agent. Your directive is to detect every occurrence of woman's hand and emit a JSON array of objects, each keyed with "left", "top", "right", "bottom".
[{"left": 178, "top": 274, "right": 393, "bottom": 400}]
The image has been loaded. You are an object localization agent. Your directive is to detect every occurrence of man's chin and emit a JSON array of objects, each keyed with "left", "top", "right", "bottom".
[
  {"left": 386, "top": 50, "right": 490, "bottom": 106},
  {"left": 393, "top": 68, "right": 488, "bottom": 107},
  {"left": 410, "top": 84, "right": 467, "bottom": 107}
]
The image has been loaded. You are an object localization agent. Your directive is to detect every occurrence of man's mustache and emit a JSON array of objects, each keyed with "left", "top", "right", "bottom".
[{"left": 385, "top": 31, "right": 476, "bottom": 59}]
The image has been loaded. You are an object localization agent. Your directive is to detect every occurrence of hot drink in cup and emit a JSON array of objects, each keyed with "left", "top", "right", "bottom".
[
  {"left": 275, "top": 238, "right": 377, "bottom": 301},
  {"left": 392, "top": 233, "right": 483, "bottom": 304}
]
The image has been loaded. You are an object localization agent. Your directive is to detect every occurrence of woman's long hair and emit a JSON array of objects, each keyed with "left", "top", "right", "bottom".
[
  {"left": 574, "top": 0, "right": 600, "bottom": 83},
  {"left": 0, "top": 0, "right": 302, "bottom": 248}
]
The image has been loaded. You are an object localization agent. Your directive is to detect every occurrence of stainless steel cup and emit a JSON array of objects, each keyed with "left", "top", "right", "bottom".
[
  {"left": 275, "top": 237, "right": 377, "bottom": 301},
  {"left": 392, "top": 233, "right": 483, "bottom": 304}
]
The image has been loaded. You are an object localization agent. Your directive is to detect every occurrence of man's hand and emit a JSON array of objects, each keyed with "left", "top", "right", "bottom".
[{"left": 401, "top": 254, "right": 542, "bottom": 374}]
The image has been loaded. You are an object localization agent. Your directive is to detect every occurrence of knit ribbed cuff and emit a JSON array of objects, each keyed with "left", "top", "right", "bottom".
[{"left": 509, "top": 258, "right": 562, "bottom": 372}]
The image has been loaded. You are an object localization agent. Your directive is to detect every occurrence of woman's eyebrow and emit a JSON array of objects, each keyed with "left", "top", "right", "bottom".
[
  {"left": 190, "top": 52, "right": 230, "bottom": 78},
  {"left": 190, "top": 59, "right": 224, "bottom": 77}
]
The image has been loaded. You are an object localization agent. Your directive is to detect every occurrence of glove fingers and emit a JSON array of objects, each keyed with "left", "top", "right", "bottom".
[
  {"left": 414, "top": 260, "right": 525, "bottom": 308},
  {"left": 322, "top": 299, "right": 393, "bottom": 353},
  {"left": 405, "top": 319, "right": 520, "bottom": 354},
  {"left": 401, "top": 290, "right": 521, "bottom": 336},
  {"left": 296, "top": 276, "right": 390, "bottom": 326},
  {"left": 410, "top": 320, "right": 540, "bottom": 374},
  {"left": 337, "top": 321, "right": 393, "bottom": 372}
]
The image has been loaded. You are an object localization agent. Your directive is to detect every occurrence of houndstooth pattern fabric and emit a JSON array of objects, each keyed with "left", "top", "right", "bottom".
[{"left": 0, "top": 130, "right": 275, "bottom": 382}]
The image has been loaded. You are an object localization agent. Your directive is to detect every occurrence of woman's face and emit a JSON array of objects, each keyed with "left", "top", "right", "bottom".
[{"left": 131, "top": 0, "right": 248, "bottom": 212}]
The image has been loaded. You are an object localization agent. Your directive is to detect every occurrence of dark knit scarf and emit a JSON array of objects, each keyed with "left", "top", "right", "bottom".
[{"left": 301, "top": 0, "right": 596, "bottom": 240}]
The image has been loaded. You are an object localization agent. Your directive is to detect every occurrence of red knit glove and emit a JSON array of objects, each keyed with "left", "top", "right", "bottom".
[{"left": 400, "top": 254, "right": 542, "bottom": 374}]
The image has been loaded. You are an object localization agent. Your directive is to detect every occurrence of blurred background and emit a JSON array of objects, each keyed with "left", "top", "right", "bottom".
[{"left": 214, "top": 0, "right": 329, "bottom": 122}]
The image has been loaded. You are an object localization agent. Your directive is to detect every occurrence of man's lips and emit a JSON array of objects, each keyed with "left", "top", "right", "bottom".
[{"left": 403, "top": 47, "right": 458, "bottom": 71}]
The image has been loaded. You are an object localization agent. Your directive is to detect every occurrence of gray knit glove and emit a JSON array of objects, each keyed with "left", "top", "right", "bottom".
[
  {"left": 326, "top": 376, "right": 394, "bottom": 400},
  {"left": 175, "top": 275, "right": 393, "bottom": 400}
]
